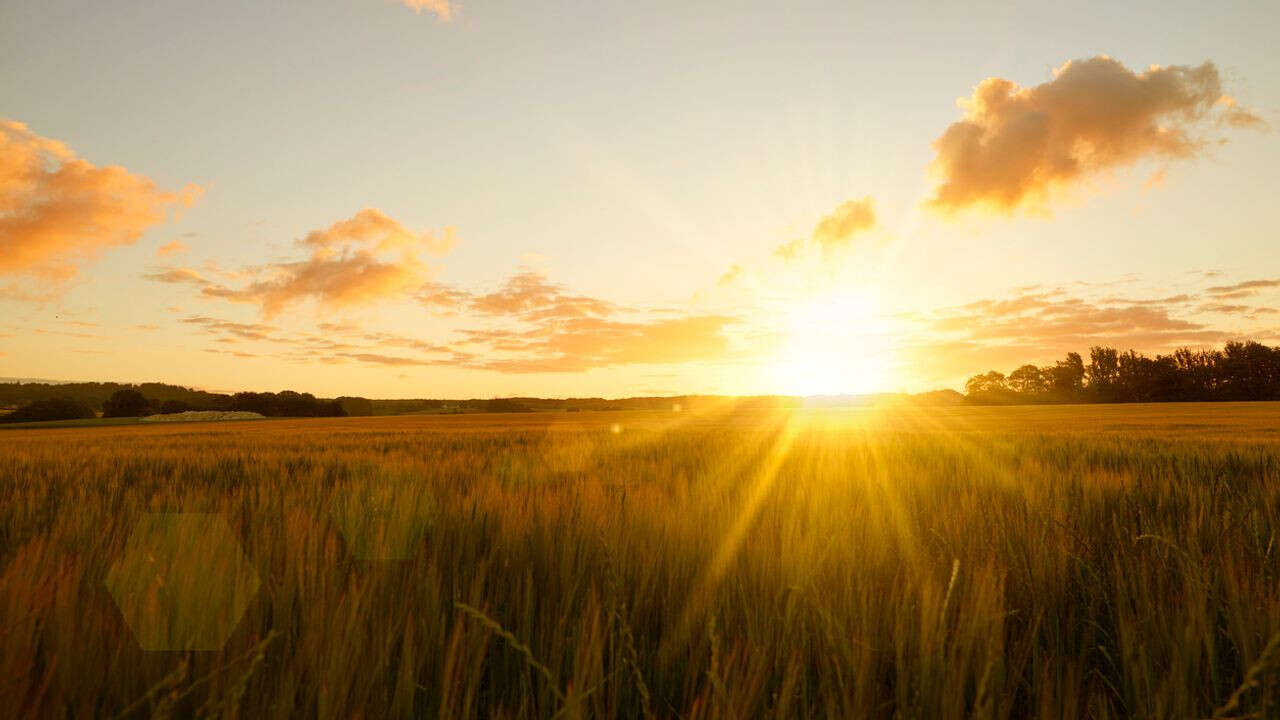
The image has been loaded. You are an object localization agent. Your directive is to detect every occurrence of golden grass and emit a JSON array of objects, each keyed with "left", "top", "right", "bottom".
[{"left": 2, "top": 402, "right": 1279, "bottom": 718}]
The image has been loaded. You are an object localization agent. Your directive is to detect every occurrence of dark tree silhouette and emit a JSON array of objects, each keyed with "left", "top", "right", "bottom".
[
  {"left": 0, "top": 398, "right": 96, "bottom": 423},
  {"left": 230, "top": 391, "right": 346, "bottom": 417},
  {"left": 102, "top": 389, "right": 154, "bottom": 418},
  {"left": 159, "top": 400, "right": 191, "bottom": 414},
  {"left": 1049, "top": 352, "right": 1085, "bottom": 398},
  {"left": 1087, "top": 347, "right": 1119, "bottom": 400},
  {"left": 1008, "top": 365, "right": 1048, "bottom": 394},
  {"left": 965, "top": 341, "right": 1280, "bottom": 404}
]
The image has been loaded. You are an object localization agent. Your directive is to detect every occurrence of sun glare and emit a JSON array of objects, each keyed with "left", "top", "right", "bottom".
[{"left": 769, "top": 290, "right": 897, "bottom": 396}]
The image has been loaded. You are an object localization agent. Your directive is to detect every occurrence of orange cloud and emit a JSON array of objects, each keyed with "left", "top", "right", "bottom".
[
  {"left": 717, "top": 264, "right": 744, "bottom": 287},
  {"left": 168, "top": 265, "right": 735, "bottom": 374},
  {"left": 402, "top": 0, "right": 451, "bottom": 19},
  {"left": 900, "top": 283, "right": 1259, "bottom": 387},
  {"left": 0, "top": 120, "right": 201, "bottom": 282},
  {"left": 469, "top": 315, "right": 737, "bottom": 373},
  {"left": 157, "top": 240, "right": 188, "bottom": 257},
  {"left": 416, "top": 269, "right": 618, "bottom": 321},
  {"left": 468, "top": 270, "right": 614, "bottom": 319},
  {"left": 1206, "top": 278, "right": 1280, "bottom": 298},
  {"left": 446, "top": 271, "right": 734, "bottom": 372},
  {"left": 927, "top": 57, "right": 1260, "bottom": 215},
  {"left": 775, "top": 196, "right": 877, "bottom": 260},
  {"left": 150, "top": 208, "right": 455, "bottom": 316},
  {"left": 919, "top": 287, "right": 1230, "bottom": 361},
  {"left": 811, "top": 197, "right": 876, "bottom": 249},
  {"left": 773, "top": 238, "right": 804, "bottom": 261}
]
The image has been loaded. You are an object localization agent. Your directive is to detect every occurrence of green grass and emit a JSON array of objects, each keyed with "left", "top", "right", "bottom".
[{"left": 1, "top": 403, "right": 1278, "bottom": 718}]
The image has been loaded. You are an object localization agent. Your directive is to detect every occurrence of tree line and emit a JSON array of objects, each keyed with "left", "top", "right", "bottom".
[
  {"left": 1, "top": 388, "right": 350, "bottom": 423},
  {"left": 965, "top": 340, "right": 1280, "bottom": 404}
]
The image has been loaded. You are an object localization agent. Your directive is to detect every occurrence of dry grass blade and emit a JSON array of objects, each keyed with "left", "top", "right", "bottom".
[
  {"left": 1212, "top": 631, "right": 1280, "bottom": 719},
  {"left": 454, "top": 602, "right": 566, "bottom": 704}
]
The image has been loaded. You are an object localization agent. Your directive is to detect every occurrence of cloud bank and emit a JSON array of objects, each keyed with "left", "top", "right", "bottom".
[{"left": 160, "top": 262, "right": 738, "bottom": 374}]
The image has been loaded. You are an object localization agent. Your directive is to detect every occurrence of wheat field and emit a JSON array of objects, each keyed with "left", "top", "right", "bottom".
[{"left": 3, "top": 402, "right": 1279, "bottom": 718}]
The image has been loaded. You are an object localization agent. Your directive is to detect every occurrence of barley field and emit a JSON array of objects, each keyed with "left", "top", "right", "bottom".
[{"left": 3, "top": 402, "right": 1280, "bottom": 718}]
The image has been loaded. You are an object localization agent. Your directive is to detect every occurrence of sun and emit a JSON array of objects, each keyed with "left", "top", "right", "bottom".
[{"left": 768, "top": 290, "right": 897, "bottom": 396}]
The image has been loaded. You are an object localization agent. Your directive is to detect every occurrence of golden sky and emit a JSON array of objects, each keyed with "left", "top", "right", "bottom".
[{"left": 1, "top": 1, "right": 1277, "bottom": 398}]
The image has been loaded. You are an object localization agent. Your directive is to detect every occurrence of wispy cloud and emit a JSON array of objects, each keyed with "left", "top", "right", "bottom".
[
  {"left": 899, "top": 283, "right": 1254, "bottom": 387},
  {"left": 1205, "top": 278, "right": 1280, "bottom": 298},
  {"left": 172, "top": 267, "right": 737, "bottom": 375},
  {"left": 811, "top": 197, "right": 876, "bottom": 250},
  {"left": 927, "top": 57, "right": 1261, "bottom": 215},
  {"left": 464, "top": 314, "right": 737, "bottom": 373},
  {"left": 401, "top": 0, "right": 452, "bottom": 20},
  {"left": 148, "top": 208, "right": 455, "bottom": 316},
  {"left": 775, "top": 196, "right": 877, "bottom": 261},
  {"left": 157, "top": 240, "right": 188, "bottom": 257}
]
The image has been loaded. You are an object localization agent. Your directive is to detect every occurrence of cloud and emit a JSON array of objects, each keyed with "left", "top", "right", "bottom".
[
  {"left": 899, "top": 283, "right": 1252, "bottom": 388},
  {"left": 811, "top": 197, "right": 876, "bottom": 249},
  {"left": 1205, "top": 278, "right": 1280, "bottom": 298},
  {"left": 416, "top": 269, "right": 617, "bottom": 321},
  {"left": 341, "top": 352, "right": 432, "bottom": 367},
  {"left": 1098, "top": 293, "right": 1194, "bottom": 306},
  {"left": 468, "top": 314, "right": 738, "bottom": 373},
  {"left": 402, "top": 0, "right": 451, "bottom": 20},
  {"left": 927, "top": 57, "right": 1260, "bottom": 215},
  {"left": 717, "top": 263, "right": 744, "bottom": 287},
  {"left": 773, "top": 238, "right": 804, "bottom": 261},
  {"left": 1198, "top": 303, "right": 1278, "bottom": 316},
  {"left": 0, "top": 119, "right": 202, "bottom": 282},
  {"left": 411, "top": 269, "right": 735, "bottom": 372},
  {"left": 448, "top": 270, "right": 734, "bottom": 372},
  {"left": 157, "top": 240, "right": 188, "bottom": 257},
  {"left": 169, "top": 266, "right": 736, "bottom": 375},
  {"left": 146, "top": 267, "right": 211, "bottom": 286},
  {"left": 774, "top": 197, "right": 878, "bottom": 261},
  {"left": 149, "top": 208, "right": 455, "bottom": 316},
  {"left": 468, "top": 270, "right": 615, "bottom": 319},
  {"left": 181, "top": 316, "right": 279, "bottom": 342}
]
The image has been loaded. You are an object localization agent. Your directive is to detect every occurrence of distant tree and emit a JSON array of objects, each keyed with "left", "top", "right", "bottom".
[
  {"left": 1049, "top": 353, "right": 1085, "bottom": 398},
  {"left": 1, "top": 397, "right": 96, "bottom": 423},
  {"left": 102, "top": 389, "right": 154, "bottom": 418},
  {"left": 1086, "top": 347, "right": 1119, "bottom": 399},
  {"left": 337, "top": 396, "right": 374, "bottom": 416},
  {"left": 964, "top": 371, "right": 1008, "bottom": 395},
  {"left": 1172, "top": 348, "right": 1217, "bottom": 401},
  {"left": 963, "top": 341, "right": 1280, "bottom": 405},
  {"left": 1008, "top": 365, "right": 1047, "bottom": 394},
  {"left": 1218, "top": 341, "right": 1280, "bottom": 401},
  {"left": 230, "top": 390, "right": 347, "bottom": 417},
  {"left": 484, "top": 398, "right": 534, "bottom": 413},
  {"left": 159, "top": 400, "right": 190, "bottom": 414}
]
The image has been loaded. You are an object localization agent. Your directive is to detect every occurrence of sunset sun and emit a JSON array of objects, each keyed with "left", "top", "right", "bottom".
[{"left": 770, "top": 290, "right": 896, "bottom": 396}]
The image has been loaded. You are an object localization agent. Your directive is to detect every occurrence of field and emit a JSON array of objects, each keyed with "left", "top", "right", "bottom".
[{"left": 3, "top": 402, "right": 1280, "bottom": 718}]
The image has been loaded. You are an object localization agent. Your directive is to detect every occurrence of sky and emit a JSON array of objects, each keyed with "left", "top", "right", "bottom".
[{"left": 1, "top": 0, "right": 1277, "bottom": 398}]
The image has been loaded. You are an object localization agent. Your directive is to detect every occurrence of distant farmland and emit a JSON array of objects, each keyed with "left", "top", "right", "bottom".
[{"left": 2, "top": 403, "right": 1279, "bottom": 718}]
